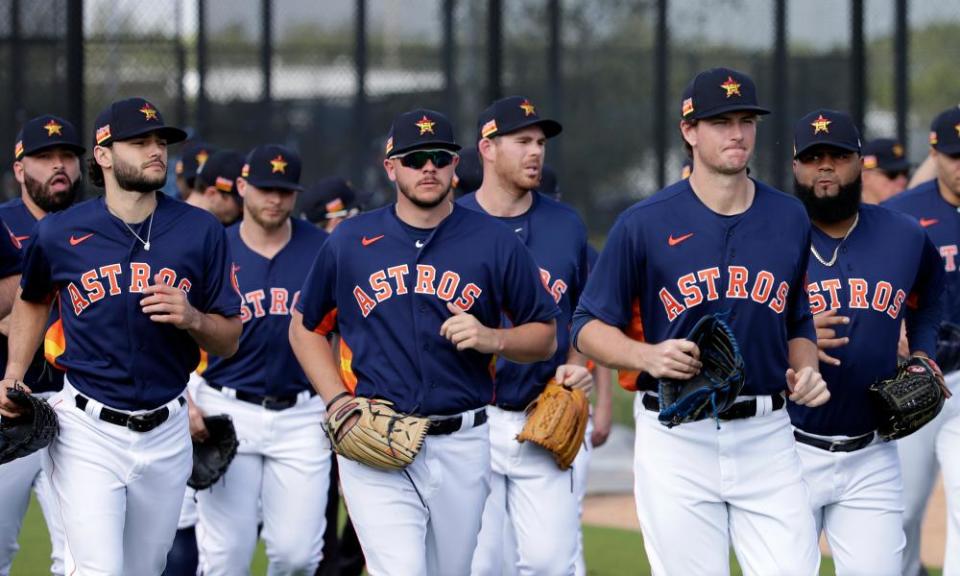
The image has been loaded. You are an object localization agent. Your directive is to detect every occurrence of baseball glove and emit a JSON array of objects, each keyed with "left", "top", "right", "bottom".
[
  {"left": 188, "top": 414, "right": 239, "bottom": 490},
  {"left": 936, "top": 321, "right": 960, "bottom": 375},
  {"left": 0, "top": 385, "right": 59, "bottom": 465},
  {"left": 869, "top": 356, "right": 945, "bottom": 441},
  {"left": 516, "top": 380, "right": 589, "bottom": 470},
  {"left": 325, "top": 395, "right": 430, "bottom": 471},
  {"left": 658, "top": 313, "right": 745, "bottom": 428}
]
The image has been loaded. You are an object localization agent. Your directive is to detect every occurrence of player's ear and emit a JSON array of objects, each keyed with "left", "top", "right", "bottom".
[
  {"left": 93, "top": 144, "right": 112, "bottom": 169},
  {"left": 679, "top": 120, "right": 697, "bottom": 149},
  {"left": 478, "top": 137, "right": 496, "bottom": 163},
  {"left": 236, "top": 177, "right": 249, "bottom": 199},
  {"left": 12, "top": 160, "right": 24, "bottom": 185},
  {"left": 383, "top": 157, "right": 398, "bottom": 182}
]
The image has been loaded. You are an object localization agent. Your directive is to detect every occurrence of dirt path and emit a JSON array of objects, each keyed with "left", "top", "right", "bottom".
[{"left": 584, "top": 477, "right": 948, "bottom": 567}]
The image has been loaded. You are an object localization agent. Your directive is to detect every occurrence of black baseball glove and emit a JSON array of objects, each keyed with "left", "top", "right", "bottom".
[
  {"left": 658, "top": 313, "right": 745, "bottom": 428},
  {"left": 936, "top": 321, "right": 960, "bottom": 375},
  {"left": 188, "top": 414, "right": 239, "bottom": 490},
  {"left": 0, "top": 385, "right": 59, "bottom": 465},
  {"left": 869, "top": 356, "right": 945, "bottom": 441}
]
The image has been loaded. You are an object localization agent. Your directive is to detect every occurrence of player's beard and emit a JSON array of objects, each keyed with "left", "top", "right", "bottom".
[
  {"left": 248, "top": 204, "right": 290, "bottom": 231},
  {"left": 397, "top": 179, "right": 452, "bottom": 209},
  {"left": 794, "top": 175, "right": 862, "bottom": 224},
  {"left": 23, "top": 170, "right": 80, "bottom": 213},
  {"left": 113, "top": 156, "right": 167, "bottom": 194}
]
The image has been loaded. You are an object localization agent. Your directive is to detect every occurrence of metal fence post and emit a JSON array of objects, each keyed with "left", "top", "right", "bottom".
[
  {"left": 487, "top": 0, "right": 502, "bottom": 103},
  {"left": 547, "top": 0, "right": 562, "bottom": 166},
  {"left": 442, "top": 0, "right": 456, "bottom": 123},
  {"left": 772, "top": 0, "right": 788, "bottom": 191},
  {"left": 851, "top": 0, "right": 865, "bottom": 135},
  {"left": 261, "top": 0, "right": 273, "bottom": 134},
  {"left": 895, "top": 0, "right": 908, "bottom": 148},
  {"left": 196, "top": 0, "right": 209, "bottom": 137},
  {"left": 654, "top": 0, "right": 668, "bottom": 190},
  {"left": 10, "top": 0, "right": 22, "bottom": 127},
  {"left": 352, "top": 0, "right": 368, "bottom": 186}
]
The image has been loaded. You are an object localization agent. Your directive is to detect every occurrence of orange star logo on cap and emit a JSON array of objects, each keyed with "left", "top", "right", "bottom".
[
  {"left": 892, "top": 144, "right": 904, "bottom": 158},
  {"left": 270, "top": 155, "right": 287, "bottom": 174},
  {"left": 43, "top": 119, "right": 63, "bottom": 137},
  {"left": 519, "top": 99, "right": 536, "bottom": 116},
  {"left": 139, "top": 104, "right": 158, "bottom": 121},
  {"left": 720, "top": 76, "right": 741, "bottom": 98},
  {"left": 811, "top": 114, "right": 832, "bottom": 135},
  {"left": 415, "top": 115, "right": 436, "bottom": 135}
]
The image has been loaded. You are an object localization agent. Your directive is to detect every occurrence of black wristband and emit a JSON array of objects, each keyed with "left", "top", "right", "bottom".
[{"left": 325, "top": 391, "right": 352, "bottom": 412}]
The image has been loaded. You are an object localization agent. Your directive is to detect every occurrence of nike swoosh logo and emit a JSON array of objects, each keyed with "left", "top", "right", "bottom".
[
  {"left": 69, "top": 233, "right": 95, "bottom": 246},
  {"left": 668, "top": 232, "right": 694, "bottom": 246},
  {"left": 920, "top": 218, "right": 939, "bottom": 228},
  {"left": 361, "top": 234, "right": 385, "bottom": 247}
]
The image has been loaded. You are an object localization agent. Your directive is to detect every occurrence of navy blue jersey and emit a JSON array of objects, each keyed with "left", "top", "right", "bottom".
[
  {"left": 203, "top": 218, "right": 327, "bottom": 397},
  {"left": 19, "top": 194, "right": 240, "bottom": 410},
  {"left": 884, "top": 180, "right": 960, "bottom": 324},
  {"left": 789, "top": 204, "right": 943, "bottom": 436},
  {"left": 458, "top": 192, "right": 588, "bottom": 407},
  {"left": 587, "top": 244, "right": 599, "bottom": 271},
  {"left": 0, "top": 197, "right": 64, "bottom": 393},
  {"left": 296, "top": 203, "right": 561, "bottom": 416},
  {"left": 0, "top": 215, "right": 21, "bottom": 278},
  {"left": 572, "top": 179, "right": 816, "bottom": 395}
]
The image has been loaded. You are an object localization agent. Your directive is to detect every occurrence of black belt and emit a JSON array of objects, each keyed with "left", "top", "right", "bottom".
[
  {"left": 208, "top": 382, "right": 315, "bottom": 411},
  {"left": 75, "top": 394, "right": 184, "bottom": 433},
  {"left": 641, "top": 392, "right": 785, "bottom": 421},
  {"left": 427, "top": 408, "right": 487, "bottom": 436},
  {"left": 794, "top": 430, "right": 875, "bottom": 453}
]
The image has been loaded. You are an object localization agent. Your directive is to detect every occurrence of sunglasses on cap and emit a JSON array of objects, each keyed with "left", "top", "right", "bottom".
[{"left": 394, "top": 149, "right": 458, "bottom": 170}]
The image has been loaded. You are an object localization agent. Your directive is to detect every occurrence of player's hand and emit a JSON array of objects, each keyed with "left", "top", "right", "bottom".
[
  {"left": 639, "top": 339, "right": 701, "bottom": 380},
  {"left": 786, "top": 366, "right": 830, "bottom": 407},
  {"left": 188, "top": 402, "right": 209, "bottom": 442},
  {"left": 813, "top": 309, "right": 848, "bottom": 367},
  {"left": 913, "top": 354, "right": 951, "bottom": 399},
  {"left": 555, "top": 364, "right": 593, "bottom": 394},
  {"left": 591, "top": 402, "right": 612, "bottom": 448},
  {"left": 0, "top": 378, "right": 30, "bottom": 418},
  {"left": 140, "top": 274, "right": 202, "bottom": 331},
  {"left": 440, "top": 302, "right": 502, "bottom": 353}
]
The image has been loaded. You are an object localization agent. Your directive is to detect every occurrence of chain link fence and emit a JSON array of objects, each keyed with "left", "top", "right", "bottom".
[{"left": 0, "top": 0, "right": 958, "bottom": 234}]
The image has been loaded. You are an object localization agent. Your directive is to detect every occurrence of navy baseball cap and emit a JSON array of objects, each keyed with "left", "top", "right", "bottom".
[
  {"left": 14, "top": 114, "right": 85, "bottom": 161},
  {"left": 196, "top": 150, "right": 244, "bottom": 196},
  {"left": 477, "top": 96, "right": 562, "bottom": 140},
  {"left": 93, "top": 97, "right": 187, "bottom": 147},
  {"left": 862, "top": 138, "right": 909, "bottom": 172},
  {"left": 930, "top": 107, "right": 960, "bottom": 155},
  {"left": 300, "top": 177, "right": 361, "bottom": 223},
  {"left": 793, "top": 109, "right": 861, "bottom": 158},
  {"left": 680, "top": 67, "right": 770, "bottom": 121},
  {"left": 385, "top": 109, "right": 460, "bottom": 157},
  {"left": 453, "top": 147, "right": 482, "bottom": 193},
  {"left": 176, "top": 140, "right": 216, "bottom": 183},
  {"left": 241, "top": 144, "right": 303, "bottom": 191}
]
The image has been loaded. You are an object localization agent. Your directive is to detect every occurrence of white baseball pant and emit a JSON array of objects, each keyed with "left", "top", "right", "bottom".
[
  {"left": 633, "top": 392, "right": 819, "bottom": 576},
  {"left": 194, "top": 380, "right": 331, "bottom": 576},
  {"left": 797, "top": 432, "right": 904, "bottom": 575},
  {"left": 898, "top": 369, "right": 960, "bottom": 576},
  {"left": 340, "top": 414, "right": 490, "bottom": 576},
  {"left": 471, "top": 406, "right": 581, "bottom": 576},
  {"left": 46, "top": 377, "right": 192, "bottom": 576}
]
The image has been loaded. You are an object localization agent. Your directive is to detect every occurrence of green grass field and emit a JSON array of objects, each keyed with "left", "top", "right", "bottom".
[{"left": 12, "top": 496, "right": 941, "bottom": 575}]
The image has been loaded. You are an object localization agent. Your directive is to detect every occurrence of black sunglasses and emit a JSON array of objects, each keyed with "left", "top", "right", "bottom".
[{"left": 396, "top": 149, "right": 457, "bottom": 170}]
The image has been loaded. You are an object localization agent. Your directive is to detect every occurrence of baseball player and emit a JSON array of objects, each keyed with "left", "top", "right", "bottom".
[
  {"left": 191, "top": 144, "right": 331, "bottom": 575},
  {"left": 0, "top": 97, "right": 241, "bottom": 575},
  {"left": 289, "top": 108, "right": 560, "bottom": 576},
  {"left": 185, "top": 149, "right": 245, "bottom": 225},
  {"left": 175, "top": 139, "right": 215, "bottom": 200},
  {"left": 299, "top": 176, "right": 363, "bottom": 234},
  {"left": 884, "top": 105, "right": 960, "bottom": 576},
  {"left": 788, "top": 109, "right": 944, "bottom": 574},
  {"left": 861, "top": 137, "right": 911, "bottom": 205},
  {"left": 459, "top": 95, "right": 592, "bottom": 576},
  {"left": 573, "top": 67, "right": 830, "bottom": 575},
  {"left": 0, "top": 114, "right": 84, "bottom": 576}
]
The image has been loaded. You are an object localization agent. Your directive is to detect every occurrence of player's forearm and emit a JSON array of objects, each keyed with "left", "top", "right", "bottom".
[
  {"left": 4, "top": 292, "right": 53, "bottom": 380},
  {"left": 188, "top": 314, "right": 241, "bottom": 358},
  {"left": 576, "top": 319, "right": 646, "bottom": 372},
  {"left": 565, "top": 347, "right": 589, "bottom": 367},
  {"left": 594, "top": 363, "right": 613, "bottom": 407},
  {"left": 289, "top": 310, "right": 348, "bottom": 402},
  {"left": 788, "top": 337, "right": 819, "bottom": 372},
  {"left": 496, "top": 319, "right": 557, "bottom": 363},
  {"left": 0, "top": 274, "right": 20, "bottom": 321}
]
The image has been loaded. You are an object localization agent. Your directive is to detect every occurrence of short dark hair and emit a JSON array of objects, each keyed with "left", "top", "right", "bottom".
[{"left": 87, "top": 155, "right": 105, "bottom": 188}]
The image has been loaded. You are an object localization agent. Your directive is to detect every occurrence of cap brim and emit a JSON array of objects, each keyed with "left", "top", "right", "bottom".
[
  {"left": 691, "top": 104, "right": 771, "bottom": 120},
  {"left": 934, "top": 142, "right": 960, "bottom": 156},
  {"left": 498, "top": 119, "right": 563, "bottom": 139},
  {"left": 244, "top": 177, "right": 304, "bottom": 192},
  {"left": 23, "top": 142, "right": 86, "bottom": 158},
  {"left": 879, "top": 158, "right": 911, "bottom": 172},
  {"left": 794, "top": 141, "right": 861, "bottom": 158},
  {"left": 115, "top": 126, "right": 189, "bottom": 145},
  {"left": 389, "top": 141, "right": 462, "bottom": 157}
]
